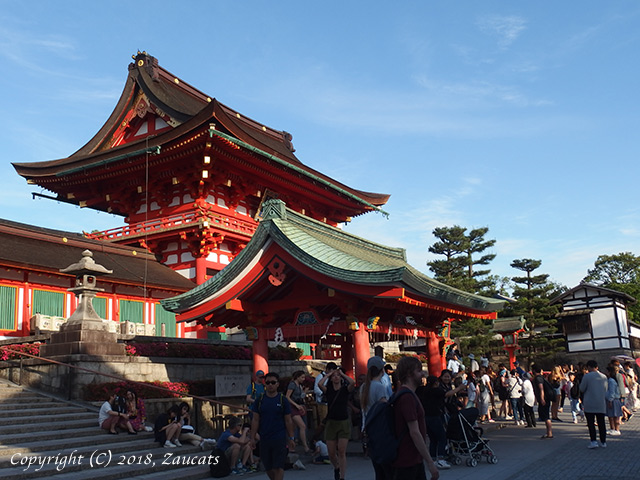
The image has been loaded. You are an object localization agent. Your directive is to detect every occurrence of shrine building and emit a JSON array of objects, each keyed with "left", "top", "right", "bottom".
[
  {"left": 11, "top": 52, "right": 504, "bottom": 374},
  {"left": 12, "top": 51, "right": 390, "bottom": 340}
]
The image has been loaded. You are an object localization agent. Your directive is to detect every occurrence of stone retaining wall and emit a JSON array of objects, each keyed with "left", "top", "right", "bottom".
[
  {"left": 0, "top": 354, "right": 311, "bottom": 399},
  {"left": 0, "top": 354, "right": 318, "bottom": 437}
]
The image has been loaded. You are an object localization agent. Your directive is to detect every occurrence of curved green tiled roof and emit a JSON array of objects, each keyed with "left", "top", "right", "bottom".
[{"left": 161, "top": 200, "right": 504, "bottom": 314}]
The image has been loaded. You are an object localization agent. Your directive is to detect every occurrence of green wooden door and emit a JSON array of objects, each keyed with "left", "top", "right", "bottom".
[
  {"left": 155, "top": 304, "right": 176, "bottom": 337},
  {"left": 0, "top": 285, "right": 17, "bottom": 330},
  {"left": 32, "top": 289, "right": 64, "bottom": 317}
]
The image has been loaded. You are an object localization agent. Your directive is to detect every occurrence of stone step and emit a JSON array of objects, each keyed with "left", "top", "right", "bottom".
[
  {"left": 0, "top": 400, "right": 87, "bottom": 411},
  {"left": 0, "top": 406, "right": 91, "bottom": 419},
  {"left": 0, "top": 411, "right": 96, "bottom": 426},
  {"left": 0, "top": 419, "right": 98, "bottom": 437},
  {"left": 0, "top": 393, "right": 64, "bottom": 403},
  {"left": 0, "top": 429, "right": 158, "bottom": 456},
  {"left": 0, "top": 444, "right": 208, "bottom": 480},
  {"left": 0, "top": 434, "right": 155, "bottom": 466},
  {"left": 0, "top": 379, "right": 224, "bottom": 480}
]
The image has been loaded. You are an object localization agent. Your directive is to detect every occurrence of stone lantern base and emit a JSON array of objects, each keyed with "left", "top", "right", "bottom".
[{"left": 40, "top": 321, "right": 126, "bottom": 357}]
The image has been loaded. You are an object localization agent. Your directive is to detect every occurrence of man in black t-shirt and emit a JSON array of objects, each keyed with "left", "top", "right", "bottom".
[{"left": 531, "top": 364, "right": 553, "bottom": 439}]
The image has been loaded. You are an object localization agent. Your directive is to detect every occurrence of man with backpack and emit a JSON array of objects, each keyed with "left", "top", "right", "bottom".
[
  {"left": 246, "top": 370, "right": 266, "bottom": 410},
  {"left": 250, "top": 372, "right": 296, "bottom": 480},
  {"left": 392, "top": 356, "right": 439, "bottom": 480}
]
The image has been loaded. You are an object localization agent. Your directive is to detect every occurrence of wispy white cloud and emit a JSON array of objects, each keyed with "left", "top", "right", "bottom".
[
  {"left": 477, "top": 14, "right": 527, "bottom": 48},
  {"left": 0, "top": 24, "right": 80, "bottom": 74}
]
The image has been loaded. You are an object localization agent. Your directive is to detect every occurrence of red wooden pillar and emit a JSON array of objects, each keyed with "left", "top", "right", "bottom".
[
  {"left": 354, "top": 325, "right": 370, "bottom": 379},
  {"left": 505, "top": 346, "right": 517, "bottom": 370},
  {"left": 341, "top": 333, "right": 355, "bottom": 378},
  {"left": 427, "top": 330, "right": 442, "bottom": 377},
  {"left": 195, "top": 256, "right": 207, "bottom": 285},
  {"left": 252, "top": 327, "right": 269, "bottom": 376}
]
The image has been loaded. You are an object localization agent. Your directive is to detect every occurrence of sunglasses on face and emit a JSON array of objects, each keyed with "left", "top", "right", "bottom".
[{"left": 265, "top": 381, "right": 278, "bottom": 385}]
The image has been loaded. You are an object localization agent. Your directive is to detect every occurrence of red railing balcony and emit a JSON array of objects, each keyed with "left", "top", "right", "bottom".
[{"left": 85, "top": 211, "right": 258, "bottom": 242}]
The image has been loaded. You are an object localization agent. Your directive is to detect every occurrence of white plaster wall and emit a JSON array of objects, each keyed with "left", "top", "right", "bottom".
[
  {"left": 569, "top": 340, "right": 593, "bottom": 352},
  {"left": 591, "top": 308, "right": 616, "bottom": 339}
]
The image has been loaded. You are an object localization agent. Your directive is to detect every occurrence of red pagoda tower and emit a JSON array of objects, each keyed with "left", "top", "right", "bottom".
[{"left": 13, "top": 52, "right": 390, "bottom": 339}]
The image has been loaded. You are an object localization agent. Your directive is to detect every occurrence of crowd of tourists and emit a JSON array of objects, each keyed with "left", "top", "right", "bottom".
[{"left": 96, "top": 353, "right": 638, "bottom": 480}]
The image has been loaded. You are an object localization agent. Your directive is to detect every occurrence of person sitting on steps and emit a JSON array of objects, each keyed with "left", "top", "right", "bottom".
[{"left": 98, "top": 390, "right": 137, "bottom": 435}]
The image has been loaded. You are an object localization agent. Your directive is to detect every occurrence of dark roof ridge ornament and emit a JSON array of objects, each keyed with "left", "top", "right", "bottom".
[
  {"left": 282, "top": 131, "right": 295, "bottom": 152},
  {"left": 130, "top": 51, "right": 159, "bottom": 81},
  {"left": 261, "top": 199, "right": 287, "bottom": 221}
]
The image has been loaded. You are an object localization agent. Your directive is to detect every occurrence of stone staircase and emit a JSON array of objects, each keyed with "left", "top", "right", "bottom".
[{"left": 0, "top": 379, "right": 217, "bottom": 479}]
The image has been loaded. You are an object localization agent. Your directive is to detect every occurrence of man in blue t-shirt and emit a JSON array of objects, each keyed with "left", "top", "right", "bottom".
[
  {"left": 250, "top": 372, "right": 295, "bottom": 480},
  {"left": 217, "top": 416, "right": 252, "bottom": 474}
]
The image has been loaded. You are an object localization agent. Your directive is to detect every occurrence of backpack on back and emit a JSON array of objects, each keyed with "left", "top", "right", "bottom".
[
  {"left": 209, "top": 447, "right": 231, "bottom": 478},
  {"left": 364, "top": 389, "right": 412, "bottom": 465},
  {"left": 542, "top": 377, "right": 558, "bottom": 402}
]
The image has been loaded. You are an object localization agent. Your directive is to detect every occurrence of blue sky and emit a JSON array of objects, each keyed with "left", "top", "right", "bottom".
[{"left": 1, "top": 1, "right": 639, "bottom": 290}]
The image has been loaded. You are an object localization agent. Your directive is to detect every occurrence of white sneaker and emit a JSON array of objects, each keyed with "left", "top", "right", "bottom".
[
  {"left": 293, "top": 460, "right": 306, "bottom": 470},
  {"left": 144, "top": 426, "right": 153, "bottom": 432},
  {"left": 573, "top": 419, "right": 578, "bottom": 424},
  {"left": 436, "top": 459, "right": 451, "bottom": 469},
  {"left": 611, "top": 430, "right": 621, "bottom": 436},
  {"left": 172, "top": 439, "right": 182, "bottom": 446},
  {"left": 587, "top": 441, "right": 599, "bottom": 449},
  {"left": 164, "top": 440, "right": 176, "bottom": 448}
]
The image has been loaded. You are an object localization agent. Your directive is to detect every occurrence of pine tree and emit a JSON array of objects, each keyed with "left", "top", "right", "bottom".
[
  {"left": 508, "top": 258, "right": 562, "bottom": 362},
  {"left": 427, "top": 226, "right": 469, "bottom": 290},
  {"left": 427, "top": 225, "right": 496, "bottom": 294},
  {"left": 465, "top": 227, "right": 496, "bottom": 292}
]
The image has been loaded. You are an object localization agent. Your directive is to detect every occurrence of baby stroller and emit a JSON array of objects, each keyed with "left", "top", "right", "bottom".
[{"left": 446, "top": 407, "right": 497, "bottom": 467}]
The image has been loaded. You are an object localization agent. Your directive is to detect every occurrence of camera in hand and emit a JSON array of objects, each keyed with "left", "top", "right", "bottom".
[{"left": 112, "top": 395, "right": 127, "bottom": 414}]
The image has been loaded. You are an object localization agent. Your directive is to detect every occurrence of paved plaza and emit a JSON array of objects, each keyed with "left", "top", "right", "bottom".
[{"left": 274, "top": 409, "right": 639, "bottom": 480}]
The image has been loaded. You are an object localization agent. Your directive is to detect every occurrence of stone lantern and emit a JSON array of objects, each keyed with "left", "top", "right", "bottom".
[
  {"left": 40, "top": 250, "right": 126, "bottom": 357},
  {"left": 62, "top": 249, "right": 113, "bottom": 326}
]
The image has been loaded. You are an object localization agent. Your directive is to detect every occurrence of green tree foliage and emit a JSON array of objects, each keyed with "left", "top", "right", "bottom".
[
  {"left": 506, "top": 258, "right": 562, "bottom": 362},
  {"left": 427, "top": 225, "right": 496, "bottom": 294},
  {"left": 583, "top": 252, "right": 640, "bottom": 320},
  {"left": 427, "top": 226, "right": 499, "bottom": 352},
  {"left": 427, "top": 226, "right": 469, "bottom": 289}
]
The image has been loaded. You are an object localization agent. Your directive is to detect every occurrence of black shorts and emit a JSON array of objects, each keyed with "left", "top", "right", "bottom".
[
  {"left": 259, "top": 438, "right": 288, "bottom": 471},
  {"left": 538, "top": 402, "right": 550, "bottom": 421}
]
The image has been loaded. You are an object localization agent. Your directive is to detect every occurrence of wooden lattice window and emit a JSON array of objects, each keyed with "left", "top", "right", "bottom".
[{"left": 562, "top": 314, "right": 591, "bottom": 335}]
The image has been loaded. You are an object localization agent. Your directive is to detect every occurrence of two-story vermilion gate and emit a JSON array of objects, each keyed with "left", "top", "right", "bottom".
[
  {"left": 12, "top": 52, "right": 390, "bottom": 340},
  {"left": 162, "top": 200, "right": 503, "bottom": 377},
  {"left": 12, "top": 52, "right": 503, "bottom": 371}
]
